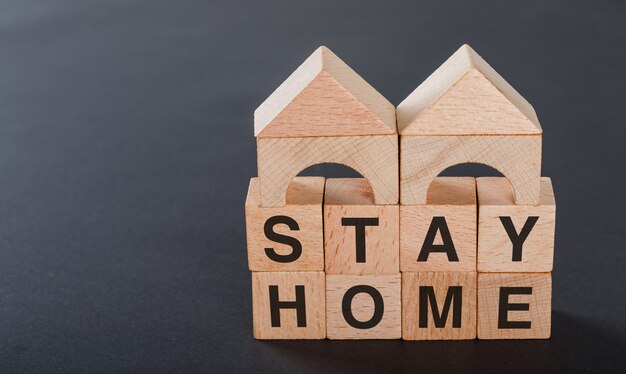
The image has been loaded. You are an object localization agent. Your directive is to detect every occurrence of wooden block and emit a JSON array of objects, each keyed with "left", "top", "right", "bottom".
[
  {"left": 245, "top": 177, "right": 324, "bottom": 271},
  {"left": 477, "top": 272, "right": 551, "bottom": 340},
  {"left": 477, "top": 177, "right": 556, "bottom": 272},
  {"left": 324, "top": 178, "right": 399, "bottom": 275},
  {"left": 326, "top": 274, "right": 401, "bottom": 339},
  {"left": 397, "top": 44, "right": 542, "bottom": 206},
  {"left": 397, "top": 44, "right": 542, "bottom": 136},
  {"left": 402, "top": 272, "right": 477, "bottom": 340},
  {"left": 254, "top": 46, "right": 395, "bottom": 138},
  {"left": 257, "top": 135, "right": 398, "bottom": 207},
  {"left": 400, "top": 177, "right": 476, "bottom": 272},
  {"left": 400, "top": 135, "right": 541, "bottom": 205},
  {"left": 252, "top": 271, "right": 326, "bottom": 339}
]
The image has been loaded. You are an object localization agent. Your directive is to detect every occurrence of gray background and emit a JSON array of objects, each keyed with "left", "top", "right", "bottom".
[{"left": 1, "top": 0, "right": 625, "bottom": 372}]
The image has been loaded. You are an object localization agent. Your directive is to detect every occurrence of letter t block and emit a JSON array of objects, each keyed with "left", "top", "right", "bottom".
[{"left": 324, "top": 178, "right": 399, "bottom": 275}]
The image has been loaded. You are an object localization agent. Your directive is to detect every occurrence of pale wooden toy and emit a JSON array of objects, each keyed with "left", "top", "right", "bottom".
[
  {"left": 326, "top": 274, "right": 401, "bottom": 339},
  {"left": 255, "top": 46, "right": 398, "bottom": 207},
  {"left": 477, "top": 272, "right": 551, "bottom": 339},
  {"left": 402, "top": 271, "right": 477, "bottom": 340},
  {"left": 324, "top": 178, "right": 399, "bottom": 275},
  {"left": 397, "top": 44, "right": 542, "bottom": 206},
  {"left": 252, "top": 271, "right": 326, "bottom": 339},
  {"left": 477, "top": 177, "right": 556, "bottom": 272},
  {"left": 245, "top": 177, "right": 325, "bottom": 271},
  {"left": 247, "top": 44, "right": 555, "bottom": 342},
  {"left": 400, "top": 177, "right": 476, "bottom": 272}
]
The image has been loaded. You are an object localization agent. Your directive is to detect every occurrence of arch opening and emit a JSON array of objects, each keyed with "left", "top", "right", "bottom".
[{"left": 427, "top": 162, "right": 513, "bottom": 201}]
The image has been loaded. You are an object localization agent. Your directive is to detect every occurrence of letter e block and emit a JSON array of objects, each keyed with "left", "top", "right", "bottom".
[
  {"left": 252, "top": 271, "right": 325, "bottom": 339},
  {"left": 477, "top": 177, "right": 556, "bottom": 272},
  {"left": 324, "top": 178, "right": 399, "bottom": 275},
  {"left": 402, "top": 272, "right": 477, "bottom": 340},
  {"left": 246, "top": 177, "right": 324, "bottom": 271},
  {"left": 400, "top": 177, "right": 477, "bottom": 272},
  {"left": 477, "top": 272, "right": 551, "bottom": 339},
  {"left": 326, "top": 274, "right": 401, "bottom": 339}
]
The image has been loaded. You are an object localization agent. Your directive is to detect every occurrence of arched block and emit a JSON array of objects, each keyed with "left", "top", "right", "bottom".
[
  {"left": 400, "top": 135, "right": 541, "bottom": 205},
  {"left": 257, "top": 135, "right": 398, "bottom": 207}
]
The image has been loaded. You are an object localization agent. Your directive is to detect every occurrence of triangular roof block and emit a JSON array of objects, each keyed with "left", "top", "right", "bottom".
[
  {"left": 254, "top": 46, "right": 396, "bottom": 138},
  {"left": 397, "top": 44, "right": 542, "bottom": 135}
]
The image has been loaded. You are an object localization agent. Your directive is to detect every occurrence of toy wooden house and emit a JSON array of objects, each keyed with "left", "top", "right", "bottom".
[{"left": 245, "top": 44, "right": 555, "bottom": 341}]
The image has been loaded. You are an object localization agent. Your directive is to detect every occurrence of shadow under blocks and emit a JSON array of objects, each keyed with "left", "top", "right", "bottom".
[{"left": 245, "top": 44, "right": 555, "bottom": 340}]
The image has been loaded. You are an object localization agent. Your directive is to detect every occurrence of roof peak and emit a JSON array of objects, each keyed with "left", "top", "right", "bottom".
[
  {"left": 254, "top": 46, "right": 396, "bottom": 138},
  {"left": 397, "top": 44, "right": 542, "bottom": 135}
]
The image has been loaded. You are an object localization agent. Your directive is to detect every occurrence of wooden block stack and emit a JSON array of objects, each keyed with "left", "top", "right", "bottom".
[{"left": 246, "top": 45, "right": 556, "bottom": 340}]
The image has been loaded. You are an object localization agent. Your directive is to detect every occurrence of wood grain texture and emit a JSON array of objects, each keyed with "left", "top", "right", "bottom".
[
  {"left": 258, "top": 135, "right": 398, "bottom": 207},
  {"left": 252, "top": 271, "right": 326, "bottom": 340},
  {"left": 397, "top": 44, "right": 541, "bottom": 135},
  {"left": 477, "top": 177, "right": 556, "bottom": 272},
  {"left": 400, "top": 135, "right": 541, "bottom": 205},
  {"left": 400, "top": 177, "right": 476, "bottom": 272},
  {"left": 477, "top": 272, "right": 551, "bottom": 340},
  {"left": 254, "top": 46, "right": 396, "bottom": 138},
  {"left": 245, "top": 177, "right": 325, "bottom": 271},
  {"left": 402, "top": 272, "right": 477, "bottom": 340},
  {"left": 324, "top": 178, "right": 399, "bottom": 275},
  {"left": 326, "top": 274, "right": 401, "bottom": 339}
]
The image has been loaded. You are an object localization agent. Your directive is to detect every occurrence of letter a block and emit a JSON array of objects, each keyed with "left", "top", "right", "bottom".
[
  {"left": 326, "top": 274, "right": 401, "bottom": 339},
  {"left": 477, "top": 177, "right": 556, "bottom": 272},
  {"left": 245, "top": 177, "right": 324, "bottom": 271},
  {"left": 477, "top": 272, "right": 551, "bottom": 339},
  {"left": 324, "top": 178, "right": 399, "bottom": 275},
  {"left": 402, "top": 272, "right": 477, "bottom": 340},
  {"left": 400, "top": 177, "right": 476, "bottom": 272},
  {"left": 252, "top": 271, "right": 326, "bottom": 339}
]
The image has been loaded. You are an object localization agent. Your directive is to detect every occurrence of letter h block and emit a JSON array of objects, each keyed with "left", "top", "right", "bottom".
[{"left": 246, "top": 177, "right": 326, "bottom": 339}]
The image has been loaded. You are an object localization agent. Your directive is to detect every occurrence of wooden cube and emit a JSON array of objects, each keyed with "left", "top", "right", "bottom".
[
  {"left": 402, "top": 272, "right": 477, "bottom": 340},
  {"left": 477, "top": 177, "right": 556, "bottom": 272},
  {"left": 477, "top": 272, "right": 551, "bottom": 339},
  {"left": 252, "top": 271, "right": 326, "bottom": 339},
  {"left": 245, "top": 177, "right": 324, "bottom": 271},
  {"left": 326, "top": 274, "right": 401, "bottom": 339},
  {"left": 324, "top": 178, "right": 399, "bottom": 275},
  {"left": 400, "top": 177, "right": 476, "bottom": 272}
]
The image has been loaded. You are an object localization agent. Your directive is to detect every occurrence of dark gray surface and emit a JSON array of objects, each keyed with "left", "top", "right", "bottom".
[{"left": 1, "top": 0, "right": 625, "bottom": 372}]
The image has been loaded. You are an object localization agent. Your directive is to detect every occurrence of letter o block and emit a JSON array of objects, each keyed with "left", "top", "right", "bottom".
[
  {"left": 245, "top": 177, "right": 324, "bottom": 271},
  {"left": 326, "top": 274, "right": 401, "bottom": 339}
]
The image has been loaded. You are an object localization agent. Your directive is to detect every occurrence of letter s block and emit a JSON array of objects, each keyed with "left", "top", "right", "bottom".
[
  {"left": 477, "top": 272, "right": 551, "bottom": 339},
  {"left": 324, "top": 178, "right": 399, "bottom": 275},
  {"left": 252, "top": 271, "right": 326, "bottom": 339},
  {"left": 477, "top": 177, "right": 556, "bottom": 272},
  {"left": 245, "top": 177, "right": 324, "bottom": 271},
  {"left": 402, "top": 272, "right": 477, "bottom": 340},
  {"left": 326, "top": 274, "right": 401, "bottom": 339}
]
